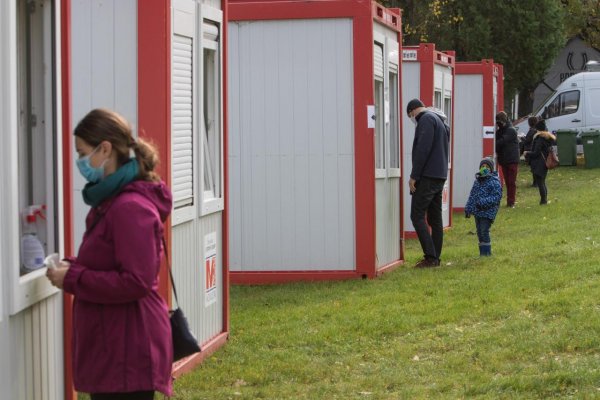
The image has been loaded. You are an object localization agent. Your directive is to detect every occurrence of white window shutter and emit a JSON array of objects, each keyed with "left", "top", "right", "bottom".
[
  {"left": 374, "top": 43, "right": 384, "bottom": 80},
  {"left": 172, "top": 0, "right": 196, "bottom": 209}
]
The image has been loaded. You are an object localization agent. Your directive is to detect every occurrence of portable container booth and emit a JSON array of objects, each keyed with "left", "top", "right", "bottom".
[
  {"left": 228, "top": 0, "right": 404, "bottom": 284},
  {"left": 401, "top": 43, "right": 455, "bottom": 236},
  {"left": 1, "top": 1, "right": 229, "bottom": 399},
  {"left": 453, "top": 60, "right": 501, "bottom": 211},
  {"left": 69, "top": 0, "right": 230, "bottom": 383}
]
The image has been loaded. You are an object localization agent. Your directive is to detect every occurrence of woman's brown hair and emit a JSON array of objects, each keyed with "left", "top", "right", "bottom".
[
  {"left": 74, "top": 108, "right": 160, "bottom": 182},
  {"left": 528, "top": 115, "right": 538, "bottom": 127}
]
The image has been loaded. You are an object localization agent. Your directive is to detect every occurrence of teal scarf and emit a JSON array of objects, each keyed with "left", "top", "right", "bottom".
[{"left": 82, "top": 159, "right": 140, "bottom": 207}]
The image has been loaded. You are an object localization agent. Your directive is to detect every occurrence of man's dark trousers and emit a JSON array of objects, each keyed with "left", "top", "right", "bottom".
[{"left": 410, "top": 177, "right": 446, "bottom": 261}]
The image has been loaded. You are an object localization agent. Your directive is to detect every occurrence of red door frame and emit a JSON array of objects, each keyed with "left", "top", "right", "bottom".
[
  {"left": 228, "top": 0, "right": 403, "bottom": 284},
  {"left": 61, "top": 0, "right": 76, "bottom": 398}
]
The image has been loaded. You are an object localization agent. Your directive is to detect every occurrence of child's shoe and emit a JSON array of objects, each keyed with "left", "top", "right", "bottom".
[{"left": 479, "top": 243, "right": 492, "bottom": 256}]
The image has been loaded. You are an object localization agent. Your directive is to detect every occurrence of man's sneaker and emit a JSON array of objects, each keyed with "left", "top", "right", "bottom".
[{"left": 414, "top": 258, "right": 440, "bottom": 269}]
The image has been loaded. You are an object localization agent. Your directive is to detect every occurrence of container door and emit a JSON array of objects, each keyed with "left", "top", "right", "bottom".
[
  {"left": 586, "top": 86, "right": 600, "bottom": 130},
  {"left": 374, "top": 34, "right": 401, "bottom": 268}
]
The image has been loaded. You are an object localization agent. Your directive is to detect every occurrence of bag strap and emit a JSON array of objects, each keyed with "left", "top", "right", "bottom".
[{"left": 161, "top": 236, "right": 180, "bottom": 308}]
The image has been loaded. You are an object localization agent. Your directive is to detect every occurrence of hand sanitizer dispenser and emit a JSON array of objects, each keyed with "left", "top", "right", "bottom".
[{"left": 21, "top": 206, "right": 46, "bottom": 273}]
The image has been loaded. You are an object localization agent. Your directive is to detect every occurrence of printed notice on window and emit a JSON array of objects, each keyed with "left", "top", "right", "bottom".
[{"left": 204, "top": 232, "right": 217, "bottom": 307}]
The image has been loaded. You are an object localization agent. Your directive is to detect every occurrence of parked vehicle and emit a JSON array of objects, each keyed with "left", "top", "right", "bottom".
[{"left": 515, "top": 64, "right": 600, "bottom": 153}]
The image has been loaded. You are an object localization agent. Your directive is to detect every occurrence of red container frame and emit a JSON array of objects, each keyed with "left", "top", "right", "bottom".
[{"left": 228, "top": 0, "right": 404, "bottom": 284}]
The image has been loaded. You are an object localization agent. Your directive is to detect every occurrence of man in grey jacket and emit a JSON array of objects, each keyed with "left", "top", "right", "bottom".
[{"left": 407, "top": 98, "right": 450, "bottom": 268}]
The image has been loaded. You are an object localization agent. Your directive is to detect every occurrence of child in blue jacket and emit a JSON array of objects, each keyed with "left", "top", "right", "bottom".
[{"left": 465, "top": 157, "right": 503, "bottom": 256}]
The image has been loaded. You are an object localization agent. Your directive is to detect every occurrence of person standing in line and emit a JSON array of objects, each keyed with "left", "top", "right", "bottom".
[
  {"left": 495, "top": 111, "right": 520, "bottom": 207},
  {"left": 524, "top": 119, "right": 556, "bottom": 205},
  {"left": 523, "top": 115, "right": 539, "bottom": 187},
  {"left": 46, "top": 109, "right": 173, "bottom": 400},
  {"left": 407, "top": 98, "right": 450, "bottom": 268},
  {"left": 465, "top": 157, "right": 503, "bottom": 257}
]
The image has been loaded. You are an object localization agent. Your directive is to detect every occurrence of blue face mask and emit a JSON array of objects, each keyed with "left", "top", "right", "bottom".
[
  {"left": 76, "top": 146, "right": 107, "bottom": 183},
  {"left": 479, "top": 166, "right": 490, "bottom": 176}
]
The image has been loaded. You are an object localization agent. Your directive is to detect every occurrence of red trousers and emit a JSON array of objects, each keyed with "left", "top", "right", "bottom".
[{"left": 500, "top": 163, "right": 519, "bottom": 206}]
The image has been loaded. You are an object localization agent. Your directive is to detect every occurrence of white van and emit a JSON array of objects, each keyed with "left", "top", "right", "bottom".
[{"left": 515, "top": 67, "right": 600, "bottom": 153}]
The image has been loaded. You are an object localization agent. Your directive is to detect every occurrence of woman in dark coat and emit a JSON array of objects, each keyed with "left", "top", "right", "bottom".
[
  {"left": 525, "top": 119, "right": 556, "bottom": 205},
  {"left": 523, "top": 116, "right": 539, "bottom": 187}
]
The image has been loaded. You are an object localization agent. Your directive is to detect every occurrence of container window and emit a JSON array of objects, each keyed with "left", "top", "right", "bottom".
[
  {"left": 201, "top": 20, "right": 223, "bottom": 215},
  {"left": 434, "top": 90, "right": 442, "bottom": 110},
  {"left": 374, "top": 79, "right": 385, "bottom": 170},
  {"left": 17, "top": 0, "right": 58, "bottom": 277},
  {"left": 5, "top": 0, "right": 61, "bottom": 315},
  {"left": 389, "top": 70, "right": 399, "bottom": 169},
  {"left": 444, "top": 96, "right": 452, "bottom": 127}
]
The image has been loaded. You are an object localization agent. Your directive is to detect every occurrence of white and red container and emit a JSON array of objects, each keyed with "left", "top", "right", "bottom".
[
  {"left": 401, "top": 43, "right": 455, "bottom": 237},
  {"left": 227, "top": 0, "right": 405, "bottom": 284}
]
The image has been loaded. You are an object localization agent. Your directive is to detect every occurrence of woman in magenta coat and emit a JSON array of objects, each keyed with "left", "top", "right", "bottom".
[{"left": 47, "top": 109, "right": 173, "bottom": 399}]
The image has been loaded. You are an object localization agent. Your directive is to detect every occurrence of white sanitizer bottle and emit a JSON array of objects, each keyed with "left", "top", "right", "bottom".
[{"left": 21, "top": 212, "right": 45, "bottom": 272}]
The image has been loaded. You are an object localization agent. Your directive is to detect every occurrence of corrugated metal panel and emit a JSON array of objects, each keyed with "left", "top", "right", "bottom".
[
  {"left": 453, "top": 74, "right": 484, "bottom": 208},
  {"left": 172, "top": 34, "right": 194, "bottom": 208},
  {"left": 228, "top": 19, "right": 355, "bottom": 272},
  {"left": 0, "top": 294, "right": 64, "bottom": 400},
  {"left": 172, "top": 213, "right": 223, "bottom": 343},
  {"left": 71, "top": 0, "right": 137, "bottom": 252},
  {"left": 376, "top": 177, "right": 401, "bottom": 267},
  {"left": 374, "top": 43, "right": 384, "bottom": 79}
]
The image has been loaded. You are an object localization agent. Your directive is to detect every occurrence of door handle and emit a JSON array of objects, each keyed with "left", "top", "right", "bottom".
[{"left": 572, "top": 119, "right": 581, "bottom": 123}]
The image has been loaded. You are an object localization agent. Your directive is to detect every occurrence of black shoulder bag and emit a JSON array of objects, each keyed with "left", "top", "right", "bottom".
[{"left": 162, "top": 237, "right": 201, "bottom": 362}]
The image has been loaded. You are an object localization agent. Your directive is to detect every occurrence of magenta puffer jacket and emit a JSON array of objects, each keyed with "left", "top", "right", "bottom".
[{"left": 63, "top": 180, "right": 173, "bottom": 396}]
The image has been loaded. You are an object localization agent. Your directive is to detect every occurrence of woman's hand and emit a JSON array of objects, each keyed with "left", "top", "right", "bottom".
[{"left": 46, "top": 261, "right": 71, "bottom": 289}]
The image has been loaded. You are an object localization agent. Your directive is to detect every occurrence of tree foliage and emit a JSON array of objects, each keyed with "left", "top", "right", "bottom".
[
  {"left": 378, "top": 0, "right": 568, "bottom": 110},
  {"left": 562, "top": 0, "right": 600, "bottom": 49}
]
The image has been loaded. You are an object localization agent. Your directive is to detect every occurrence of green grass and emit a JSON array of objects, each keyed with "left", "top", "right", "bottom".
[{"left": 127, "top": 163, "right": 600, "bottom": 399}]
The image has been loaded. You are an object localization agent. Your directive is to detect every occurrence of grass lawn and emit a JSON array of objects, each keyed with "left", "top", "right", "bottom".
[
  {"left": 175, "top": 163, "right": 599, "bottom": 399},
  {"left": 175, "top": 162, "right": 600, "bottom": 399}
]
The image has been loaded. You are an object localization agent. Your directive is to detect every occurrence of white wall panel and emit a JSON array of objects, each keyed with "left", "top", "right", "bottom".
[
  {"left": 71, "top": 0, "right": 137, "bottom": 252},
  {"left": 2, "top": 295, "right": 64, "bottom": 400},
  {"left": 453, "top": 75, "right": 484, "bottom": 208},
  {"left": 172, "top": 213, "right": 223, "bottom": 343},
  {"left": 229, "top": 18, "right": 355, "bottom": 271},
  {"left": 376, "top": 177, "right": 401, "bottom": 266}
]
